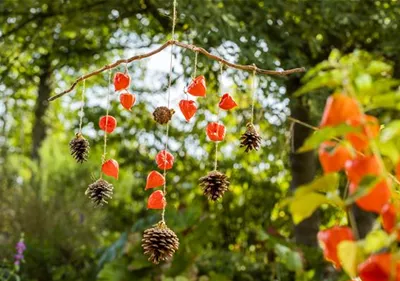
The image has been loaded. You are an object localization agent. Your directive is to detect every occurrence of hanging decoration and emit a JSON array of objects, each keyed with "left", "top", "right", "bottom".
[
  {"left": 142, "top": 221, "right": 179, "bottom": 264},
  {"left": 120, "top": 91, "right": 136, "bottom": 111},
  {"left": 47, "top": 0, "right": 307, "bottom": 265},
  {"left": 153, "top": 106, "right": 175, "bottom": 125},
  {"left": 146, "top": 171, "right": 165, "bottom": 190},
  {"left": 86, "top": 70, "right": 117, "bottom": 206},
  {"left": 69, "top": 79, "right": 90, "bottom": 163},
  {"left": 199, "top": 63, "right": 230, "bottom": 201},
  {"left": 240, "top": 68, "right": 261, "bottom": 152},
  {"left": 113, "top": 71, "right": 131, "bottom": 91}
]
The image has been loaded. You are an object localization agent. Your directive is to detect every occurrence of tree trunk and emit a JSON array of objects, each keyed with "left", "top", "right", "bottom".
[
  {"left": 31, "top": 61, "right": 52, "bottom": 161},
  {"left": 288, "top": 78, "right": 319, "bottom": 247}
]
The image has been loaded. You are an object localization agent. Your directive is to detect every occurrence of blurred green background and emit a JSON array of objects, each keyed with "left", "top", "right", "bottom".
[{"left": 1, "top": 1, "right": 400, "bottom": 280}]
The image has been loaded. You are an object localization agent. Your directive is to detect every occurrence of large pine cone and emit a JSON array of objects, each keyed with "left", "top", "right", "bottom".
[
  {"left": 199, "top": 170, "right": 230, "bottom": 201},
  {"left": 69, "top": 133, "right": 90, "bottom": 163},
  {"left": 85, "top": 178, "right": 113, "bottom": 206},
  {"left": 240, "top": 123, "right": 261, "bottom": 152},
  {"left": 142, "top": 222, "right": 179, "bottom": 264}
]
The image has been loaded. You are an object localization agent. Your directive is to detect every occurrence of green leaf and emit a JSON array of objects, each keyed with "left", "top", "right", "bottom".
[
  {"left": 355, "top": 74, "right": 372, "bottom": 92},
  {"left": 274, "top": 244, "right": 303, "bottom": 273},
  {"left": 298, "top": 124, "right": 358, "bottom": 152},
  {"left": 345, "top": 175, "right": 382, "bottom": 205},
  {"left": 295, "top": 173, "right": 340, "bottom": 196},
  {"left": 337, "top": 240, "right": 359, "bottom": 278},
  {"left": 366, "top": 60, "right": 392, "bottom": 75},
  {"left": 368, "top": 92, "right": 400, "bottom": 110},
  {"left": 289, "top": 192, "right": 331, "bottom": 224},
  {"left": 378, "top": 140, "right": 400, "bottom": 164},
  {"left": 294, "top": 69, "right": 344, "bottom": 97},
  {"left": 363, "top": 230, "right": 392, "bottom": 254},
  {"left": 380, "top": 120, "right": 400, "bottom": 142}
]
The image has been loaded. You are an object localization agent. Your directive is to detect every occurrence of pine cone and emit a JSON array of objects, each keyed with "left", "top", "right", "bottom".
[
  {"left": 69, "top": 133, "right": 90, "bottom": 163},
  {"left": 142, "top": 222, "right": 179, "bottom": 264},
  {"left": 240, "top": 123, "right": 261, "bottom": 152},
  {"left": 199, "top": 170, "right": 230, "bottom": 201},
  {"left": 85, "top": 178, "right": 113, "bottom": 206},
  {"left": 153, "top": 106, "right": 175, "bottom": 124}
]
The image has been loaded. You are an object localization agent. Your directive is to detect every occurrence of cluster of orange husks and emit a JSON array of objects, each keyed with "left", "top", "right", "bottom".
[{"left": 316, "top": 93, "right": 400, "bottom": 280}]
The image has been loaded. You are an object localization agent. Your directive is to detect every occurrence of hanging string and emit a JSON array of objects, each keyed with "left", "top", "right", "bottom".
[
  {"left": 193, "top": 51, "right": 198, "bottom": 79},
  {"left": 78, "top": 78, "right": 86, "bottom": 134},
  {"left": 214, "top": 63, "right": 223, "bottom": 171},
  {"left": 101, "top": 70, "right": 112, "bottom": 173},
  {"left": 250, "top": 66, "right": 257, "bottom": 124},
  {"left": 161, "top": 0, "right": 177, "bottom": 224}
]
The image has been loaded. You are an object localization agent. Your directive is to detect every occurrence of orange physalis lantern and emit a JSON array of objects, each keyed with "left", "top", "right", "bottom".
[
  {"left": 99, "top": 115, "right": 117, "bottom": 133},
  {"left": 206, "top": 122, "right": 226, "bottom": 142},
  {"left": 358, "top": 253, "right": 400, "bottom": 281},
  {"left": 120, "top": 92, "right": 136, "bottom": 111},
  {"left": 318, "top": 141, "right": 352, "bottom": 174},
  {"left": 155, "top": 150, "right": 174, "bottom": 170},
  {"left": 320, "top": 93, "right": 362, "bottom": 128},
  {"left": 102, "top": 159, "right": 119, "bottom": 179},
  {"left": 145, "top": 171, "right": 165, "bottom": 190},
  {"left": 179, "top": 100, "right": 197, "bottom": 122},
  {"left": 317, "top": 226, "right": 354, "bottom": 269},
  {"left": 113, "top": 72, "right": 130, "bottom": 91},
  {"left": 345, "top": 115, "right": 380, "bottom": 152},
  {"left": 187, "top": 75, "right": 206, "bottom": 97},
  {"left": 147, "top": 190, "right": 166, "bottom": 209},
  {"left": 218, "top": 93, "right": 237, "bottom": 110}
]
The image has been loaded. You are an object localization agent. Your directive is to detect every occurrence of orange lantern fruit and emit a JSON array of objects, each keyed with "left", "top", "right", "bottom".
[
  {"left": 346, "top": 115, "right": 379, "bottom": 152},
  {"left": 358, "top": 253, "right": 400, "bottom": 281},
  {"left": 155, "top": 150, "right": 174, "bottom": 170},
  {"left": 218, "top": 93, "right": 238, "bottom": 110},
  {"left": 99, "top": 115, "right": 117, "bottom": 133},
  {"left": 145, "top": 171, "right": 165, "bottom": 190},
  {"left": 317, "top": 226, "right": 354, "bottom": 269},
  {"left": 206, "top": 122, "right": 226, "bottom": 142},
  {"left": 179, "top": 100, "right": 197, "bottom": 122},
  {"left": 113, "top": 72, "right": 131, "bottom": 91},
  {"left": 102, "top": 159, "right": 119, "bottom": 179},
  {"left": 147, "top": 190, "right": 166, "bottom": 209},
  {"left": 187, "top": 75, "right": 206, "bottom": 97},
  {"left": 120, "top": 92, "right": 136, "bottom": 111},
  {"left": 320, "top": 93, "right": 362, "bottom": 128},
  {"left": 381, "top": 203, "right": 400, "bottom": 240},
  {"left": 318, "top": 141, "right": 352, "bottom": 174}
]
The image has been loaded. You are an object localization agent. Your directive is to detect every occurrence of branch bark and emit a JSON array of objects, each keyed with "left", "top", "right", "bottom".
[{"left": 48, "top": 40, "right": 306, "bottom": 101}]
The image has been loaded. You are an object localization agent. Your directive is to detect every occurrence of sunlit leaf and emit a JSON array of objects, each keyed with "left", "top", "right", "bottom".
[
  {"left": 295, "top": 173, "right": 340, "bottom": 196},
  {"left": 298, "top": 124, "right": 358, "bottom": 152},
  {"left": 363, "top": 230, "right": 392, "bottom": 254},
  {"left": 290, "top": 193, "right": 330, "bottom": 224},
  {"left": 337, "top": 240, "right": 359, "bottom": 278}
]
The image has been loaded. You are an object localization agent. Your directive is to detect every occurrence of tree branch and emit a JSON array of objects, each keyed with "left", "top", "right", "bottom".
[{"left": 48, "top": 39, "right": 306, "bottom": 101}]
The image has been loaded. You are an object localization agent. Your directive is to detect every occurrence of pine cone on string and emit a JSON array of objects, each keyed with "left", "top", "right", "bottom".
[
  {"left": 85, "top": 178, "right": 113, "bottom": 206},
  {"left": 199, "top": 170, "right": 230, "bottom": 201},
  {"left": 240, "top": 122, "right": 261, "bottom": 153},
  {"left": 153, "top": 106, "right": 175, "bottom": 124},
  {"left": 69, "top": 133, "right": 90, "bottom": 163},
  {"left": 142, "top": 221, "right": 179, "bottom": 264}
]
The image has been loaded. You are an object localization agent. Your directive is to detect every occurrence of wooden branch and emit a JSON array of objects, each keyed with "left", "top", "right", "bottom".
[{"left": 48, "top": 40, "right": 306, "bottom": 101}]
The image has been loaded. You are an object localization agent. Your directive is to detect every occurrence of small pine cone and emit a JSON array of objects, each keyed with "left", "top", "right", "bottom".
[
  {"left": 240, "top": 123, "right": 261, "bottom": 153},
  {"left": 85, "top": 178, "right": 113, "bottom": 206},
  {"left": 69, "top": 133, "right": 90, "bottom": 163},
  {"left": 153, "top": 106, "right": 175, "bottom": 124},
  {"left": 142, "top": 222, "right": 179, "bottom": 264},
  {"left": 199, "top": 171, "right": 230, "bottom": 201}
]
